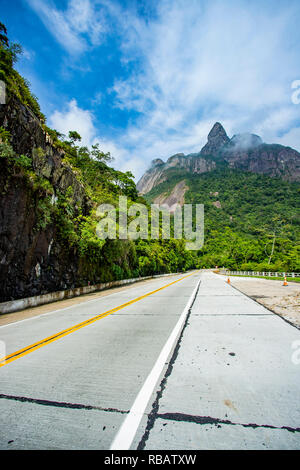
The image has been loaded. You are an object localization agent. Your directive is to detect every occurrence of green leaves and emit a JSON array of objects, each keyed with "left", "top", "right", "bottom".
[
  {"left": 0, "top": 23, "right": 45, "bottom": 121},
  {"left": 0, "top": 139, "right": 33, "bottom": 171},
  {"left": 0, "top": 126, "right": 11, "bottom": 143},
  {"left": 15, "top": 154, "right": 32, "bottom": 169}
]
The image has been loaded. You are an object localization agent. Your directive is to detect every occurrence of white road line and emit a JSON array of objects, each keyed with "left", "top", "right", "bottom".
[{"left": 110, "top": 278, "right": 201, "bottom": 450}]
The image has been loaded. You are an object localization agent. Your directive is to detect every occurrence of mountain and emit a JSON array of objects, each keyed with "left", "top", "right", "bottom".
[
  {"left": 137, "top": 122, "right": 300, "bottom": 272},
  {"left": 142, "top": 164, "right": 300, "bottom": 271},
  {"left": 137, "top": 122, "right": 300, "bottom": 194}
]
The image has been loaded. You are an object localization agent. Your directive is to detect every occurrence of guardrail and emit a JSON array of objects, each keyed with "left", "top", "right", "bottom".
[{"left": 220, "top": 270, "right": 300, "bottom": 278}]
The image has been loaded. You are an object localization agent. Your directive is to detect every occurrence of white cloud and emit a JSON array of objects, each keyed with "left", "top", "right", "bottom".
[
  {"left": 21, "top": 47, "right": 35, "bottom": 61},
  {"left": 37, "top": 1, "right": 300, "bottom": 179},
  {"left": 49, "top": 99, "right": 96, "bottom": 146},
  {"left": 26, "top": 0, "right": 107, "bottom": 54},
  {"left": 273, "top": 127, "right": 300, "bottom": 150},
  {"left": 106, "top": 0, "right": 300, "bottom": 177},
  {"left": 253, "top": 107, "right": 300, "bottom": 143},
  {"left": 48, "top": 99, "right": 140, "bottom": 176}
]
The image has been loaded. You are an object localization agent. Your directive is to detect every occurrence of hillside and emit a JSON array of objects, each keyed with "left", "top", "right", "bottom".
[{"left": 141, "top": 155, "right": 300, "bottom": 272}]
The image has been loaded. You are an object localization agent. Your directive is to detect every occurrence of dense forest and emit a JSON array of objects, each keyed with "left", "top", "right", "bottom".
[{"left": 145, "top": 167, "right": 300, "bottom": 272}]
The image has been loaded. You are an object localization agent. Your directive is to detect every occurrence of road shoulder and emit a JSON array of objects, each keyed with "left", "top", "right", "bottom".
[{"left": 226, "top": 276, "right": 300, "bottom": 329}]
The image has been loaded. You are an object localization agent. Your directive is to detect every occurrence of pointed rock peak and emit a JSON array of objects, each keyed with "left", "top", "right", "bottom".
[
  {"left": 208, "top": 122, "right": 228, "bottom": 141},
  {"left": 201, "top": 122, "right": 230, "bottom": 156}
]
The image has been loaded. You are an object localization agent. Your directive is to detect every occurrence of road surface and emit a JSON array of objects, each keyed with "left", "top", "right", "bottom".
[{"left": 0, "top": 271, "right": 299, "bottom": 450}]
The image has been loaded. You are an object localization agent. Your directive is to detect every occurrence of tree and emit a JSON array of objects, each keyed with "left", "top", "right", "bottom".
[
  {"left": 0, "top": 22, "right": 9, "bottom": 47},
  {"left": 263, "top": 217, "right": 287, "bottom": 265},
  {"left": 68, "top": 131, "right": 82, "bottom": 145},
  {"left": 0, "top": 22, "right": 22, "bottom": 66},
  {"left": 113, "top": 171, "right": 138, "bottom": 200},
  {"left": 91, "top": 143, "right": 113, "bottom": 164}
]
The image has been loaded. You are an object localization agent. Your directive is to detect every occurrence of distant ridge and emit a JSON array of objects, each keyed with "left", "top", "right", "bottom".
[{"left": 137, "top": 123, "right": 300, "bottom": 194}]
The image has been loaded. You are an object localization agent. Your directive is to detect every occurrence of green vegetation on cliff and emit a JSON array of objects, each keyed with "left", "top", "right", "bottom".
[
  {"left": 0, "top": 22, "right": 44, "bottom": 120},
  {"left": 0, "top": 24, "right": 198, "bottom": 296}
]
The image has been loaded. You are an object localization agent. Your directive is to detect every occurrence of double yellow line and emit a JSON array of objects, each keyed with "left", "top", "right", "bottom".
[{"left": 0, "top": 272, "right": 196, "bottom": 368}]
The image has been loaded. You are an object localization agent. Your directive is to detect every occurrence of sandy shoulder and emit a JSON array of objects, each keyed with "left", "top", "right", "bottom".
[{"left": 226, "top": 276, "right": 300, "bottom": 329}]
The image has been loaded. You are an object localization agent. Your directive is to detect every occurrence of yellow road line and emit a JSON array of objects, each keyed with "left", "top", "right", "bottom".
[{"left": 0, "top": 272, "right": 196, "bottom": 368}]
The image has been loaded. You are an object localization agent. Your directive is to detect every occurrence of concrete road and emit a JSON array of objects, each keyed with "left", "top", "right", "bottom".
[{"left": 0, "top": 271, "right": 299, "bottom": 450}]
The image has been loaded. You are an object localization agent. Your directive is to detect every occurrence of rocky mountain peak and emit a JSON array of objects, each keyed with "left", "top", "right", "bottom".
[
  {"left": 200, "top": 122, "right": 230, "bottom": 156},
  {"left": 137, "top": 121, "right": 300, "bottom": 195},
  {"left": 208, "top": 122, "right": 228, "bottom": 141}
]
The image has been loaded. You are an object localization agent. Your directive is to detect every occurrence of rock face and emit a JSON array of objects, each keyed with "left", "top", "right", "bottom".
[
  {"left": 136, "top": 159, "right": 167, "bottom": 195},
  {"left": 137, "top": 122, "right": 300, "bottom": 194},
  {"left": 224, "top": 143, "right": 300, "bottom": 181},
  {"left": 200, "top": 122, "right": 230, "bottom": 156},
  {"left": 0, "top": 94, "right": 90, "bottom": 302},
  {"left": 137, "top": 153, "right": 216, "bottom": 194},
  {"left": 153, "top": 180, "right": 188, "bottom": 212}
]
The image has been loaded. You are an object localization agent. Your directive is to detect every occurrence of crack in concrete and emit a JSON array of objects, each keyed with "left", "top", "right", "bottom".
[
  {"left": 156, "top": 412, "right": 300, "bottom": 433},
  {"left": 0, "top": 393, "right": 129, "bottom": 414},
  {"left": 137, "top": 281, "right": 201, "bottom": 450}
]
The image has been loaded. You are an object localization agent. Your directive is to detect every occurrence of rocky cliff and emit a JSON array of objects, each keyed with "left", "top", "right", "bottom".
[
  {"left": 137, "top": 152, "right": 216, "bottom": 195},
  {"left": 200, "top": 122, "right": 230, "bottom": 156},
  {"left": 137, "top": 122, "right": 300, "bottom": 194},
  {"left": 0, "top": 94, "right": 90, "bottom": 301}
]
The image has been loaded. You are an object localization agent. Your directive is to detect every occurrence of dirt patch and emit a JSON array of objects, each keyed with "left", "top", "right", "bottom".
[
  {"left": 228, "top": 276, "right": 300, "bottom": 328},
  {"left": 154, "top": 180, "right": 188, "bottom": 212},
  {"left": 212, "top": 200, "right": 222, "bottom": 209},
  {"left": 224, "top": 399, "right": 239, "bottom": 414}
]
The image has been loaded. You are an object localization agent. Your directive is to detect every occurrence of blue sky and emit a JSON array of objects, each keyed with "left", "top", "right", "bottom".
[{"left": 2, "top": 0, "right": 300, "bottom": 180}]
